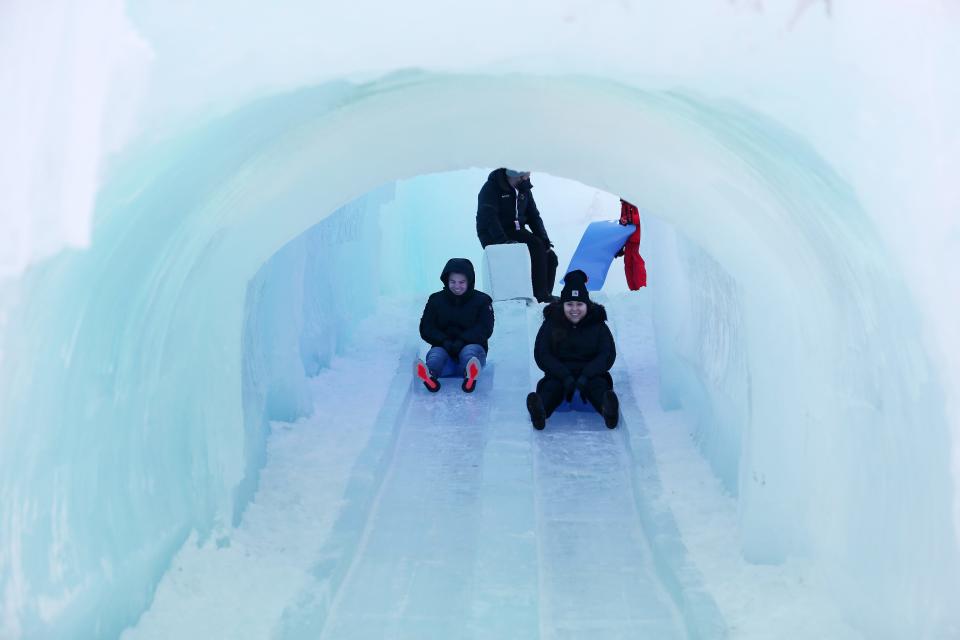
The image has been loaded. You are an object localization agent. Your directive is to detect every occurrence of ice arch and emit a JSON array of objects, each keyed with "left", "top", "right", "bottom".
[{"left": 1, "top": 72, "right": 955, "bottom": 637}]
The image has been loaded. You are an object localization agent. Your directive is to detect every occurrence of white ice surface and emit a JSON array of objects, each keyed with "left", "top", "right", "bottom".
[
  {"left": 2, "top": 2, "right": 960, "bottom": 638},
  {"left": 125, "top": 298, "right": 417, "bottom": 640},
  {"left": 606, "top": 294, "right": 862, "bottom": 639},
  {"left": 128, "top": 292, "right": 867, "bottom": 639}
]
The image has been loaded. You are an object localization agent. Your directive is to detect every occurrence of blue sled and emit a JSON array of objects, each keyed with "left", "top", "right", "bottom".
[
  {"left": 563, "top": 221, "right": 637, "bottom": 290},
  {"left": 437, "top": 359, "right": 461, "bottom": 378},
  {"left": 554, "top": 393, "right": 594, "bottom": 413}
]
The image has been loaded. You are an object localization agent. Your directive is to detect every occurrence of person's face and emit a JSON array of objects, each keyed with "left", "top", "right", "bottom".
[
  {"left": 563, "top": 301, "right": 587, "bottom": 324},
  {"left": 506, "top": 173, "right": 529, "bottom": 189},
  {"left": 448, "top": 273, "right": 468, "bottom": 296}
]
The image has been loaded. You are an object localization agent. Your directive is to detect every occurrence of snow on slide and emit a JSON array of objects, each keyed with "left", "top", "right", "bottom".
[
  {"left": 523, "top": 300, "right": 687, "bottom": 638},
  {"left": 278, "top": 299, "right": 689, "bottom": 638},
  {"left": 129, "top": 297, "right": 701, "bottom": 638}
]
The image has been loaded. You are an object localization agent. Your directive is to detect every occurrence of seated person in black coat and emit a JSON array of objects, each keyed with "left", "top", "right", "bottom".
[
  {"left": 475, "top": 168, "right": 559, "bottom": 303},
  {"left": 526, "top": 270, "right": 619, "bottom": 429},
  {"left": 416, "top": 258, "right": 495, "bottom": 393}
]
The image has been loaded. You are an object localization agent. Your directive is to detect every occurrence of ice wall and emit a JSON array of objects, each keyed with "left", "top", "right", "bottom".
[
  {"left": 646, "top": 188, "right": 957, "bottom": 636},
  {"left": 1, "top": 1, "right": 959, "bottom": 638},
  {"left": 0, "top": 81, "right": 403, "bottom": 638},
  {"left": 647, "top": 216, "right": 749, "bottom": 495},
  {"left": 378, "top": 170, "right": 489, "bottom": 297},
  {"left": 240, "top": 187, "right": 390, "bottom": 525}
]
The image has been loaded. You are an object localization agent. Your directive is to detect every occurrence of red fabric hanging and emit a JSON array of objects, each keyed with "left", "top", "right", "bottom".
[{"left": 619, "top": 199, "right": 647, "bottom": 290}]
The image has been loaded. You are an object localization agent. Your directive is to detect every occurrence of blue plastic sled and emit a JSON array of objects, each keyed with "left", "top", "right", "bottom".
[
  {"left": 554, "top": 393, "right": 594, "bottom": 413},
  {"left": 563, "top": 221, "right": 637, "bottom": 290},
  {"left": 437, "top": 359, "right": 461, "bottom": 378}
]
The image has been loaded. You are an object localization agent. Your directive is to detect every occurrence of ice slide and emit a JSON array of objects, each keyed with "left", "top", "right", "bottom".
[
  {"left": 128, "top": 296, "right": 720, "bottom": 639},
  {"left": 4, "top": 4, "right": 960, "bottom": 638}
]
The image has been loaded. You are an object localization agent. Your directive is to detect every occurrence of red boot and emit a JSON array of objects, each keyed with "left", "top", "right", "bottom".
[
  {"left": 461, "top": 357, "right": 481, "bottom": 393},
  {"left": 415, "top": 359, "right": 440, "bottom": 392}
]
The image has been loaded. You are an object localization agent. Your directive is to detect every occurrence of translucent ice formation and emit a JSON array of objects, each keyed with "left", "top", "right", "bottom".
[{"left": 1, "top": 2, "right": 958, "bottom": 637}]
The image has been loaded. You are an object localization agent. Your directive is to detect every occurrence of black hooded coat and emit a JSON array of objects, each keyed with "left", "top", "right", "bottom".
[
  {"left": 476, "top": 168, "right": 551, "bottom": 247},
  {"left": 419, "top": 258, "right": 495, "bottom": 355},
  {"left": 534, "top": 301, "right": 616, "bottom": 382}
]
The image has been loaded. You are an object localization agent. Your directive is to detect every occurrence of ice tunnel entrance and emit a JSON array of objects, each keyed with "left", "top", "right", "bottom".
[
  {"left": 224, "top": 71, "right": 945, "bottom": 569},
  {"left": 2, "top": 71, "right": 955, "bottom": 639},
  {"left": 226, "top": 72, "right": 953, "bottom": 635}
]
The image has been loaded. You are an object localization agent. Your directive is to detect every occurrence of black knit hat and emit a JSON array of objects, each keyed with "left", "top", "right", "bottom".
[{"left": 560, "top": 270, "right": 590, "bottom": 303}]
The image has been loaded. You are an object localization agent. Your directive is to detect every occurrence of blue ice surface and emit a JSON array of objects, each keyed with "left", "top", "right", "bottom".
[
  {"left": 1, "top": 69, "right": 958, "bottom": 639},
  {"left": 278, "top": 300, "right": 710, "bottom": 639}
]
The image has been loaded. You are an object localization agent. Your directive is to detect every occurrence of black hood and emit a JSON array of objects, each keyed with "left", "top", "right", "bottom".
[
  {"left": 440, "top": 258, "right": 476, "bottom": 291},
  {"left": 488, "top": 168, "right": 534, "bottom": 194},
  {"left": 543, "top": 300, "right": 607, "bottom": 326}
]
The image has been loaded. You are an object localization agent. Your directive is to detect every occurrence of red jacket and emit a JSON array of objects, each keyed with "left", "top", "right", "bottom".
[{"left": 619, "top": 200, "right": 647, "bottom": 289}]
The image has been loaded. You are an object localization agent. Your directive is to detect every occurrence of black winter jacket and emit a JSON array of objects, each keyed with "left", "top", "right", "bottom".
[
  {"left": 476, "top": 168, "right": 552, "bottom": 247},
  {"left": 419, "top": 258, "right": 495, "bottom": 354},
  {"left": 534, "top": 301, "right": 616, "bottom": 380}
]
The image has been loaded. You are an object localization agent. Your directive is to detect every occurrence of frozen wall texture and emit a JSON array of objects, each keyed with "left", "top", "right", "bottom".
[
  {"left": 1, "top": 1, "right": 959, "bottom": 638},
  {"left": 240, "top": 187, "right": 390, "bottom": 525},
  {"left": 378, "top": 170, "right": 489, "bottom": 297},
  {"left": 647, "top": 217, "right": 749, "bottom": 496}
]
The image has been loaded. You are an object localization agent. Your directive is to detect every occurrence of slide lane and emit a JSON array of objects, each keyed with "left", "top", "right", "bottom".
[
  {"left": 467, "top": 300, "right": 541, "bottom": 639},
  {"left": 605, "top": 295, "right": 727, "bottom": 639},
  {"left": 279, "top": 296, "right": 721, "bottom": 639},
  {"left": 316, "top": 378, "right": 493, "bottom": 639},
  {"left": 525, "top": 298, "right": 688, "bottom": 639},
  {"left": 280, "top": 300, "right": 535, "bottom": 639}
]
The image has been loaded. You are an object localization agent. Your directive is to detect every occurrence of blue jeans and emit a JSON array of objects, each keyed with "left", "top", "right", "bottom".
[{"left": 426, "top": 344, "right": 487, "bottom": 378}]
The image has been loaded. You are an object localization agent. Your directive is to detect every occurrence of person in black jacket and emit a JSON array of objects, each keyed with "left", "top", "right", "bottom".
[
  {"left": 476, "top": 168, "right": 559, "bottom": 303},
  {"left": 526, "top": 270, "right": 619, "bottom": 429},
  {"left": 417, "top": 258, "right": 495, "bottom": 393}
]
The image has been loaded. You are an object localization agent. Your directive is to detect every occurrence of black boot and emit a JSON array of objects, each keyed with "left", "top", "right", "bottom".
[
  {"left": 526, "top": 392, "right": 546, "bottom": 430},
  {"left": 601, "top": 390, "right": 619, "bottom": 428}
]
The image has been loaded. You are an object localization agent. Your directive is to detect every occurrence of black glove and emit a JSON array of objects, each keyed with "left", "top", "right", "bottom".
[
  {"left": 575, "top": 375, "right": 589, "bottom": 401},
  {"left": 562, "top": 375, "right": 576, "bottom": 402}
]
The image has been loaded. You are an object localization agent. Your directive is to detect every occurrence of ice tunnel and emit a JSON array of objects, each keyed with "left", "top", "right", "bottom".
[{"left": 1, "top": 2, "right": 959, "bottom": 639}]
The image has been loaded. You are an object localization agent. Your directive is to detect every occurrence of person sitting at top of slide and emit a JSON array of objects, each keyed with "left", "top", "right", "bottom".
[
  {"left": 476, "top": 168, "right": 559, "bottom": 303},
  {"left": 526, "top": 270, "right": 619, "bottom": 430},
  {"left": 416, "top": 258, "right": 495, "bottom": 393}
]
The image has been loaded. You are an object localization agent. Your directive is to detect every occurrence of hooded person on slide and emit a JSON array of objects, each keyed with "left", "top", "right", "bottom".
[
  {"left": 526, "top": 270, "right": 619, "bottom": 429},
  {"left": 416, "top": 258, "right": 494, "bottom": 393}
]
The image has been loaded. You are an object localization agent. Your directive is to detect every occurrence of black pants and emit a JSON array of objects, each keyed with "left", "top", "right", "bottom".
[
  {"left": 536, "top": 373, "right": 613, "bottom": 417},
  {"left": 507, "top": 230, "right": 558, "bottom": 302}
]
